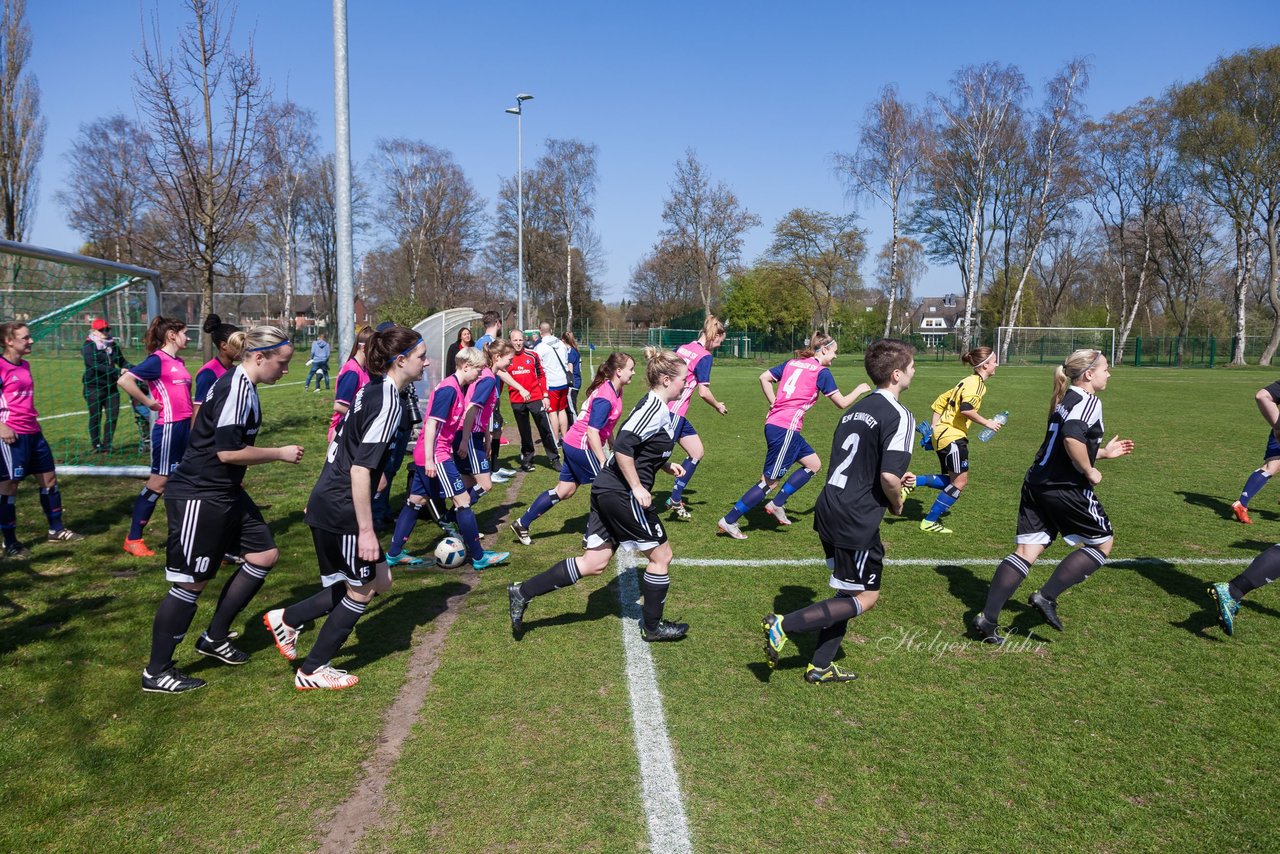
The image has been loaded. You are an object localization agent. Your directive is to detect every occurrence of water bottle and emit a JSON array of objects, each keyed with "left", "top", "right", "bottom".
[{"left": 978, "top": 410, "right": 1008, "bottom": 443}]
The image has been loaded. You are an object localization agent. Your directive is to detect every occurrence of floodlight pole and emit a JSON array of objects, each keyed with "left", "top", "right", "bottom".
[
  {"left": 333, "top": 0, "right": 355, "bottom": 357},
  {"left": 506, "top": 93, "right": 533, "bottom": 332}
]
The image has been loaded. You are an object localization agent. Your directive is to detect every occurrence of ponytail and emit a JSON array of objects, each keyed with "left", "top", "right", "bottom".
[
  {"left": 366, "top": 325, "right": 423, "bottom": 375},
  {"left": 583, "top": 351, "right": 634, "bottom": 399},
  {"left": 1050, "top": 348, "right": 1104, "bottom": 416},
  {"left": 642, "top": 346, "right": 685, "bottom": 387},
  {"left": 143, "top": 315, "right": 186, "bottom": 353},
  {"left": 202, "top": 313, "right": 239, "bottom": 350},
  {"left": 963, "top": 346, "right": 994, "bottom": 370},
  {"left": 796, "top": 332, "right": 834, "bottom": 360},
  {"left": 482, "top": 339, "right": 515, "bottom": 367},
  {"left": 700, "top": 314, "right": 726, "bottom": 342}
]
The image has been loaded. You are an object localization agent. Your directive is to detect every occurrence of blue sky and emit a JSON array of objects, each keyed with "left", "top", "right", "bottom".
[{"left": 24, "top": 1, "right": 1279, "bottom": 301}]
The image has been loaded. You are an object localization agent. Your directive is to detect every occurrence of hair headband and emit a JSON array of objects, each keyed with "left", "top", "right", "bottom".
[
  {"left": 975, "top": 351, "right": 996, "bottom": 369},
  {"left": 398, "top": 338, "right": 424, "bottom": 359},
  {"left": 248, "top": 339, "right": 290, "bottom": 352}
]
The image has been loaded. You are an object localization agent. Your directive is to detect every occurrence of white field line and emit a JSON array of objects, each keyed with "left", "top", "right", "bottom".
[
  {"left": 615, "top": 548, "right": 694, "bottom": 854},
  {"left": 666, "top": 556, "right": 1253, "bottom": 568}
]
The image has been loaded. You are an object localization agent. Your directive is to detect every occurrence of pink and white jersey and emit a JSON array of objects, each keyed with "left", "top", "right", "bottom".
[
  {"left": 669, "top": 340, "right": 713, "bottom": 419},
  {"left": 0, "top": 357, "right": 39, "bottom": 434},
  {"left": 765, "top": 357, "right": 838, "bottom": 432},
  {"left": 465, "top": 368, "right": 501, "bottom": 434},
  {"left": 128, "top": 350, "right": 193, "bottom": 425},
  {"left": 329, "top": 358, "right": 372, "bottom": 441},
  {"left": 414, "top": 375, "right": 467, "bottom": 466},
  {"left": 563, "top": 381, "right": 624, "bottom": 451}
]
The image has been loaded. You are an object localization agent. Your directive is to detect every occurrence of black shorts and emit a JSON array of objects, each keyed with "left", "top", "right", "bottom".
[
  {"left": 164, "top": 491, "right": 275, "bottom": 583},
  {"left": 312, "top": 526, "right": 385, "bottom": 588},
  {"left": 584, "top": 488, "right": 668, "bottom": 552},
  {"left": 823, "top": 536, "right": 884, "bottom": 593},
  {"left": 1015, "top": 482, "right": 1114, "bottom": 547},
  {"left": 936, "top": 439, "right": 969, "bottom": 477}
]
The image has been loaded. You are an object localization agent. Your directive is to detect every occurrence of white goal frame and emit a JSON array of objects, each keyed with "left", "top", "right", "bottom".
[{"left": 996, "top": 326, "right": 1116, "bottom": 366}]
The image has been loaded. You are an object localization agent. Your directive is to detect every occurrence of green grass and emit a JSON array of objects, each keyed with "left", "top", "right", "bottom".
[{"left": 4, "top": 354, "right": 1280, "bottom": 851}]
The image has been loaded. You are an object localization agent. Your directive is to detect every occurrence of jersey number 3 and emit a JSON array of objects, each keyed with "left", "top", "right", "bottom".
[{"left": 828, "top": 433, "right": 861, "bottom": 489}]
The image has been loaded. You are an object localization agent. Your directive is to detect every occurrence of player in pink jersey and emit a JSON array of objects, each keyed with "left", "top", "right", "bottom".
[
  {"left": 454, "top": 339, "right": 516, "bottom": 509},
  {"left": 509, "top": 352, "right": 636, "bottom": 546},
  {"left": 0, "top": 321, "right": 85, "bottom": 558},
  {"left": 664, "top": 315, "right": 730, "bottom": 521},
  {"left": 386, "top": 347, "right": 509, "bottom": 571},
  {"left": 118, "top": 317, "right": 195, "bottom": 557},
  {"left": 329, "top": 326, "right": 374, "bottom": 442},
  {"left": 192, "top": 314, "right": 240, "bottom": 420},
  {"left": 718, "top": 334, "right": 870, "bottom": 539}
]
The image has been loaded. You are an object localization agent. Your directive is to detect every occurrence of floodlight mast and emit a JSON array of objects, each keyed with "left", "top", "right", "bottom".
[{"left": 507, "top": 93, "right": 533, "bottom": 331}]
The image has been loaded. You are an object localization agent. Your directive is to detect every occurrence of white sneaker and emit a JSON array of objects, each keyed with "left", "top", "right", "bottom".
[
  {"left": 294, "top": 664, "right": 359, "bottom": 690},
  {"left": 491, "top": 472, "right": 511, "bottom": 484},
  {"left": 497, "top": 467, "right": 518, "bottom": 477},
  {"left": 717, "top": 517, "right": 748, "bottom": 540},
  {"left": 764, "top": 501, "right": 792, "bottom": 526},
  {"left": 263, "top": 608, "right": 299, "bottom": 661}
]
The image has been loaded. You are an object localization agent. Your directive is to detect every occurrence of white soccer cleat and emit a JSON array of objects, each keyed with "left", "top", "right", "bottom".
[
  {"left": 263, "top": 609, "right": 299, "bottom": 661},
  {"left": 764, "top": 501, "right": 792, "bottom": 526},
  {"left": 294, "top": 664, "right": 359, "bottom": 691},
  {"left": 717, "top": 517, "right": 748, "bottom": 540}
]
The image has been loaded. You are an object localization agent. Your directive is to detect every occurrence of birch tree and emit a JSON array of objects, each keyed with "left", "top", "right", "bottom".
[
  {"left": 540, "top": 139, "right": 598, "bottom": 332},
  {"left": 834, "top": 85, "right": 929, "bottom": 337},
  {"left": 258, "top": 100, "right": 317, "bottom": 323},
  {"left": 0, "top": 0, "right": 42, "bottom": 242}
]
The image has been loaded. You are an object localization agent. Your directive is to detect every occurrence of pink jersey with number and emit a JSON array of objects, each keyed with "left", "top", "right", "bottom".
[
  {"left": 414, "top": 375, "right": 466, "bottom": 466},
  {"left": 0, "top": 357, "right": 38, "bottom": 434},
  {"left": 669, "top": 340, "right": 711, "bottom": 418},
  {"left": 466, "top": 368, "right": 500, "bottom": 434},
  {"left": 563, "top": 381, "right": 624, "bottom": 451},
  {"left": 149, "top": 351, "right": 194, "bottom": 425},
  {"left": 766, "top": 357, "right": 834, "bottom": 432}
]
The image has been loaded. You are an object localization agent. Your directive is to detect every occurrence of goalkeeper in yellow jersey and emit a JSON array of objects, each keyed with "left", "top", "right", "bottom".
[{"left": 912, "top": 346, "right": 1002, "bottom": 533}]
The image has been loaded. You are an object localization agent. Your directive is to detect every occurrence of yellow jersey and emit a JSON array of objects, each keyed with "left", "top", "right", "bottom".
[{"left": 930, "top": 373, "right": 987, "bottom": 450}]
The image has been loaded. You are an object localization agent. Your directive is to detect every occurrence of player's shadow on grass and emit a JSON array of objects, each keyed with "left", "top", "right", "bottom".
[
  {"left": 1177, "top": 490, "right": 1280, "bottom": 523},
  {"left": 931, "top": 563, "right": 1054, "bottom": 643},
  {"left": 265, "top": 509, "right": 308, "bottom": 540},
  {"left": 0, "top": 594, "right": 114, "bottom": 655},
  {"left": 1129, "top": 558, "right": 1280, "bottom": 638},
  {"left": 60, "top": 491, "right": 138, "bottom": 537},
  {"left": 518, "top": 577, "right": 622, "bottom": 637}
]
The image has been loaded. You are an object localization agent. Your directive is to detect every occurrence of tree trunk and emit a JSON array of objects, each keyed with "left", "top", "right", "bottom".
[
  {"left": 1115, "top": 235, "right": 1151, "bottom": 365},
  {"left": 960, "top": 193, "right": 983, "bottom": 352},
  {"left": 883, "top": 212, "right": 899, "bottom": 338},
  {"left": 565, "top": 239, "right": 573, "bottom": 335},
  {"left": 1233, "top": 224, "right": 1252, "bottom": 365},
  {"left": 1259, "top": 222, "right": 1280, "bottom": 366}
]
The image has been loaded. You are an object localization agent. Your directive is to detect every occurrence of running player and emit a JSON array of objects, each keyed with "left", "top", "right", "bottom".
[
  {"left": 664, "top": 315, "right": 729, "bottom": 521},
  {"left": 455, "top": 339, "right": 516, "bottom": 509},
  {"left": 972, "top": 348, "right": 1134, "bottom": 644},
  {"left": 910, "top": 345, "right": 1002, "bottom": 535},
  {"left": 117, "top": 316, "right": 194, "bottom": 557},
  {"left": 192, "top": 314, "right": 240, "bottom": 419},
  {"left": 507, "top": 347, "right": 690, "bottom": 643},
  {"left": 760, "top": 339, "right": 917, "bottom": 683},
  {"left": 509, "top": 351, "right": 635, "bottom": 545},
  {"left": 263, "top": 326, "right": 428, "bottom": 689},
  {"left": 140, "top": 326, "right": 304, "bottom": 693},
  {"left": 386, "top": 347, "right": 510, "bottom": 570},
  {"left": 0, "top": 321, "right": 86, "bottom": 558},
  {"left": 329, "top": 325, "right": 373, "bottom": 442},
  {"left": 1229, "top": 380, "right": 1280, "bottom": 524},
  {"left": 1207, "top": 546, "right": 1280, "bottom": 636},
  {"left": 717, "top": 333, "right": 869, "bottom": 539}
]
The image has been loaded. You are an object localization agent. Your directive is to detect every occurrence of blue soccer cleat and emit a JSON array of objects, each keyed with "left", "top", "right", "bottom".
[{"left": 1209, "top": 582, "right": 1240, "bottom": 636}]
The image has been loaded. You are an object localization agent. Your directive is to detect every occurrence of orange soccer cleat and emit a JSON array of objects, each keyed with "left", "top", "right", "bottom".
[
  {"left": 123, "top": 538, "right": 155, "bottom": 557},
  {"left": 1231, "top": 500, "right": 1253, "bottom": 525}
]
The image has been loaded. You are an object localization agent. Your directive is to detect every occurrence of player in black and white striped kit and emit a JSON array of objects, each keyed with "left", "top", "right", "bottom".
[
  {"left": 973, "top": 348, "right": 1134, "bottom": 643},
  {"left": 264, "top": 326, "right": 428, "bottom": 690},
  {"left": 141, "top": 326, "right": 304, "bottom": 694},
  {"left": 507, "top": 346, "right": 691, "bottom": 642},
  {"left": 761, "top": 339, "right": 917, "bottom": 683}
]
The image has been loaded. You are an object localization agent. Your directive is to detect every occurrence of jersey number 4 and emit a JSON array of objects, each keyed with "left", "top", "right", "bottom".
[
  {"left": 828, "top": 433, "right": 861, "bottom": 489},
  {"left": 779, "top": 369, "right": 801, "bottom": 399}
]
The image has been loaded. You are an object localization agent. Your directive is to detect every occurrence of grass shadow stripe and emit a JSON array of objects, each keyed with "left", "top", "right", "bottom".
[{"left": 616, "top": 547, "right": 694, "bottom": 854}]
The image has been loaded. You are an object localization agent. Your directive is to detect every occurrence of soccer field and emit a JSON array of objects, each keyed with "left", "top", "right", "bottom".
[{"left": 3, "top": 353, "right": 1280, "bottom": 852}]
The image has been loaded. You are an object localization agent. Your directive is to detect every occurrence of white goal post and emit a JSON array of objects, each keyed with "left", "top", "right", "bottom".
[{"left": 996, "top": 327, "right": 1116, "bottom": 367}]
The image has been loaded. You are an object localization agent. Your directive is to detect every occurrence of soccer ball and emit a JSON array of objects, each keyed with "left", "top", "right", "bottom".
[{"left": 434, "top": 536, "right": 468, "bottom": 568}]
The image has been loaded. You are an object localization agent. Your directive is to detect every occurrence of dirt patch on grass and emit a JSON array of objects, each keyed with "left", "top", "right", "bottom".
[{"left": 315, "top": 457, "right": 530, "bottom": 853}]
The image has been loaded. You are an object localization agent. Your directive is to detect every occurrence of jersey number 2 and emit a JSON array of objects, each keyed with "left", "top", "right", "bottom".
[{"left": 829, "top": 433, "right": 861, "bottom": 489}]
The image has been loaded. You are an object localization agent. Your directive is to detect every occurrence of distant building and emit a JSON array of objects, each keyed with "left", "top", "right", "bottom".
[{"left": 911, "top": 294, "right": 965, "bottom": 345}]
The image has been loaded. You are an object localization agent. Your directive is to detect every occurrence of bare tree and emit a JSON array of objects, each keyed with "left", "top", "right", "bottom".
[
  {"left": 874, "top": 236, "right": 927, "bottom": 335},
  {"left": 135, "top": 0, "right": 270, "bottom": 358},
  {"left": 1083, "top": 98, "right": 1171, "bottom": 362},
  {"left": 1152, "top": 185, "right": 1228, "bottom": 363},
  {"left": 628, "top": 238, "right": 702, "bottom": 326},
  {"left": 540, "top": 139, "right": 598, "bottom": 331},
  {"left": 1031, "top": 211, "right": 1093, "bottom": 322},
  {"left": 834, "top": 85, "right": 930, "bottom": 337},
  {"left": 0, "top": 0, "right": 43, "bottom": 241},
  {"left": 258, "top": 99, "right": 317, "bottom": 323},
  {"left": 912, "top": 64, "right": 1028, "bottom": 350},
  {"left": 762, "top": 208, "right": 865, "bottom": 333},
  {"left": 660, "top": 149, "right": 760, "bottom": 314},
  {"left": 57, "top": 114, "right": 153, "bottom": 263}
]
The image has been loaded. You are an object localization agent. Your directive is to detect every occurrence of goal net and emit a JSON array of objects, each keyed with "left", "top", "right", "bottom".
[
  {"left": 996, "top": 326, "right": 1116, "bottom": 367},
  {"left": 0, "top": 239, "right": 160, "bottom": 475}
]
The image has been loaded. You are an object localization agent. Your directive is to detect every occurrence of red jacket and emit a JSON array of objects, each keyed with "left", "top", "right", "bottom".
[{"left": 506, "top": 350, "right": 545, "bottom": 403}]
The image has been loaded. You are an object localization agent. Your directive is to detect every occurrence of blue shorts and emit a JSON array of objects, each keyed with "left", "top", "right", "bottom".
[
  {"left": 674, "top": 416, "right": 698, "bottom": 440},
  {"left": 455, "top": 432, "right": 490, "bottom": 476},
  {"left": 1266, "top": 430, "right": 1280, "bottom": 461},
  {"left": 763, "top": 424, "right": 814, "bottom": 480},
  {"left": 560, "top": 444, "right": 602, "bottom": 484},
  {"left": 151, "top": 421, "right": 191, "bottom": 476},
  {"left": 410, "top": 459, "right": 467, "bottom": 500},
  {"left": 0, "top": 431, "right": 55, "bottom": 481}
]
